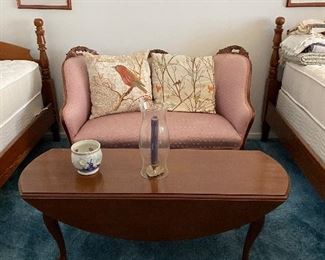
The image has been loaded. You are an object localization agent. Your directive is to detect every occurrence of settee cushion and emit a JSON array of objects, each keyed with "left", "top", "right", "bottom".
[
  {"left": 150, "top": 53, "right": 216, "bottom": 113},
  {"left": 84, "top": 51, "right": 152, "bottom": 119},
  {"left": 73, "top": 112, "right": 242, "bottom": 149}
]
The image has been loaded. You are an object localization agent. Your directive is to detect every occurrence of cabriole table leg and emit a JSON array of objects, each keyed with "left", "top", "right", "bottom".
[
  {"left": 242, "top": 216, "right": 265, "bottom": 260},
  {"left": 43, "top": 214, "right": 67, "bottom": 260}
]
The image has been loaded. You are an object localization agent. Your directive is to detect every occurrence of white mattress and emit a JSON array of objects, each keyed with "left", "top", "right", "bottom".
[
  {"left": 0, "top": 60, "right": 43, "bottom": 153},
  {"left": 277, "top": 62, "right": 325, "bottom": 164},
  {"left": 281, "top": 62, "right": 325, "bottom": 126}
]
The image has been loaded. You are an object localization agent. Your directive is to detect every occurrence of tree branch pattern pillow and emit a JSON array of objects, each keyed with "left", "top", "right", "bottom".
[
  {"left": 84, "top": 51, "right": 152, "bottom": 119},
  {"left": 151, "top": 53, "right": 216, "bottom": 113}
]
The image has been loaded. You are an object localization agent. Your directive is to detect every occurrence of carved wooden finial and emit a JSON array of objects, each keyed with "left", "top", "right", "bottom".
[
  {"left": 271, "top": 17, "right": 285, "bottom": 69},
  {"left": 32, "top": 18, "right": 60, "bottom": 139},
  {"left": 34, "top": 18, "right": 50, "bottom": 80},
  {"left": 34, "top": 18, "right": 44, "bottom": 27},
  {"left": 275, "top": 17, "right": 285, "bottom": 28},
  {"left": 217, "top": 45, "right": 249, "bottom": 58},
  {"left": 65, "top": 46, "right": 99, "bottom": 60},
  {"left": 149, "top": 49, "right": 168, "bottom": 57},
  {"left": 34, "top": 18, "right": 46, "bottom": 51},
  {"left": 261, "top": 17, "right": 286, "bottom": 140},
  {"left": 265, "top": 16, "right": 285, "bottom": 101}
]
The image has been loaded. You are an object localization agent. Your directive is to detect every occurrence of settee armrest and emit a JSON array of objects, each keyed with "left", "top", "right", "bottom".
[
  {"left": 61, "top": 49, "right": 95, "bottom": 143},
  {"left": 214, "top": 46, "right": 255, "bottom": 148}
]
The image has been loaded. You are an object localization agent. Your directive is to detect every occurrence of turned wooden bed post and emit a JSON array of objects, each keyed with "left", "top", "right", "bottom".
[
  {"left": 261, "top": 17, "right": 285, "bottom": 141},
  {"left": 34, "top": 18, "right": 60, "bottom": 141}
]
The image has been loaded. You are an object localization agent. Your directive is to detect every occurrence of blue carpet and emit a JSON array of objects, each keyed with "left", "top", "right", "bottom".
[{"left": 0, "top": 139, "right": 324, "bottom": 260}]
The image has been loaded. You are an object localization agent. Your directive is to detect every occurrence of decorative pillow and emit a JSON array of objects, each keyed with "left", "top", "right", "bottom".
[
  {"left": 84, "top": 51, "right": 152, "bottom": 119},
  {"left": 150, "top": 53, "right": 216, "bottom": 113}
]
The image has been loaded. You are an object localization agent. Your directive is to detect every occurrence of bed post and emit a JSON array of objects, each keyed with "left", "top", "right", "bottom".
[
  {"left": 34, "top": 18, "right": 60, "bottom": 141},
  {"left": 261, "top": 17, "right": 285, "bottom": 141}
]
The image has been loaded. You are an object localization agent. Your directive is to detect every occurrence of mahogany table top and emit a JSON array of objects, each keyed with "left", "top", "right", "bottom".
[{"left": 19, "top": 149, "right": 289, "bottom": 200}]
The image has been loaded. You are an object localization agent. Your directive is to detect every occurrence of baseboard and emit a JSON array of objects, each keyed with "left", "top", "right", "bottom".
[
  {"left": 248, "top": 131, "right": 277, "bottom": 140},
  {"left": 247, "top": 132, "right": 261, "bottom": 139},
  {"left": 44, "top": 131, "right": 67, "bottom": 140}
]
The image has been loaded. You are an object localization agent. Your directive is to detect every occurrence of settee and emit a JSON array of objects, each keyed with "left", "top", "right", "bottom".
[{"left": 61, "top": 45, "right": 254, "bottom": 149}]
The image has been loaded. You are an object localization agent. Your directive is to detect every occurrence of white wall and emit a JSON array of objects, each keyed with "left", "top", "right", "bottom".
[{"left": 1, "top": 0, "right": 324, "bottom": 137}]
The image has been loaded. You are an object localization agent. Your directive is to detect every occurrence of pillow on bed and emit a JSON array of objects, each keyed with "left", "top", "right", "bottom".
[
  {"left": 84, "top": 51, "right": 152, "bottom": 119},
  {"left": 288, "top": 19, "right": 325, "bottom": 35},
  {"left": 150, "top": 53, "right": 216, "bottom": 113}
]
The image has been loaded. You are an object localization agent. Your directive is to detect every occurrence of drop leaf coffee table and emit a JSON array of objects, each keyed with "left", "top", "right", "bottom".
[{"left": 19, "top": 149, "right": 289, "bottom": 260}]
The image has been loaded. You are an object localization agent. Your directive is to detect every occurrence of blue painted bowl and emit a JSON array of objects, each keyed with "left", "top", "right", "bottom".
[{"left": 71, "top": 140, "right": 102, "bottom": 175}]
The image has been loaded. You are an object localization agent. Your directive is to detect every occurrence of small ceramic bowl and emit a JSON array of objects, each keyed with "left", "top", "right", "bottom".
[{"left": 71, "top": 140, "right": 102, "bottom": 175}]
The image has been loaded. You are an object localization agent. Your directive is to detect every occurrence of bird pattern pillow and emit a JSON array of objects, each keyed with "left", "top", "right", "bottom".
[
  {"left": 84, "top": 51, "right": 152, "bottom": 119},
  {"left": 150, "top": 53, "right": 216, "bottom": 113}
]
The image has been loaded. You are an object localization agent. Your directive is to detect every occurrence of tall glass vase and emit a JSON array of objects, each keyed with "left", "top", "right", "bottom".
[{"left": 139, "top": 103, "right": 170, "bottom": 178}]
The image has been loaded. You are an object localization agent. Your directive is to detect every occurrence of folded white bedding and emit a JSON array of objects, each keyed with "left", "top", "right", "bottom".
[
  {"left": 283, "top": 52, "right": 325, "bottom": 66},
  {"left": 304, "top": 43, "right": 325, "bottom": 53},
  {"left": 288, "top": 19, "right": 325, "bottom": 35},
  {"left": 281, "top": 34, "right": 325, "bottom": 56}
]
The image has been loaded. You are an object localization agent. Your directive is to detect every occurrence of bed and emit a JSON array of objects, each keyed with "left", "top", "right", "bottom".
[
  {"left": 262, "top": 17, "right": 325, "bottom": 199},
  {"left": 0, "top": 18, "right": 60, "bottom": 187}
]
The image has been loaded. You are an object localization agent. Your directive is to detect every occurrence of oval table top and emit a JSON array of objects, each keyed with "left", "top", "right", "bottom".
[{"left": 19, "top": 149, "right": 289, "bottom": 201}]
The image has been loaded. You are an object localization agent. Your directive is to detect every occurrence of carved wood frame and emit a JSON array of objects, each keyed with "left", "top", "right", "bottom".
[
  {"left": 286, "top": 0, "right": 325, "bottom": 7},
  {"left": 17, "top": 0, "right": 72, "bottom": 10}
]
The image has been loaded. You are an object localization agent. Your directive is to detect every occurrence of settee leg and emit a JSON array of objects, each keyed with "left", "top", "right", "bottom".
[
  {"left": 261, "top": 122, "right": 270, "bottom": 142},
  {"left": 51, "top": 122, "right": 61, "bottom": 142}
]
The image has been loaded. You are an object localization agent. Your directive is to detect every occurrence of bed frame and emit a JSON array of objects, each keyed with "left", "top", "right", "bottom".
[
  {"left": 0, "top": 18, "right": 60, "bottom": 187},
  {"left": 262, "top": 17, "right": 325, "bottom": 199}
]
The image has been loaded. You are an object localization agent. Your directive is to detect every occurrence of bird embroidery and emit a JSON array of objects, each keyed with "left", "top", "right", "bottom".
[
  {"left": 114, "top": 65, "right": 148, "bottom": 93},
  {"left": 207, "top": 85, "right": 214, "bottom": 93},
  {"left": 155, "top": 84, "right": 162, "bottom": 93}
]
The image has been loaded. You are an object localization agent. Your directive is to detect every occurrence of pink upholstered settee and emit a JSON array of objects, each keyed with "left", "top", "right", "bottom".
[{"left": 61, "top": 46, "right": 255, "bottom": 149}]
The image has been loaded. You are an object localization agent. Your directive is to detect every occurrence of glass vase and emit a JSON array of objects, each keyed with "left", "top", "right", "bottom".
[{"left": 139, "top": 102, "right": 170, "bottom": 178}]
